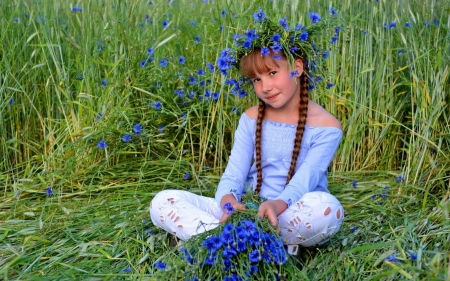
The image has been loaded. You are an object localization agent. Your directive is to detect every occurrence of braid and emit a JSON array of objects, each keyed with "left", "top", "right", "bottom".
[
  {"left": 285, "top": 70, "right": 309, "bottom": 186},
  {"left": 255, "top": 99, "right": 266, "bottom": 193}
]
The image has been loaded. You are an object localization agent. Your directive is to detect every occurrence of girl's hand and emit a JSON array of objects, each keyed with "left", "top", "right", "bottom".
[
  {"left": 257, "top": 200, "right": 288, "bottom": 228},
  {"left": 219, "top": 194, "right": 246, "bottom": 223}
]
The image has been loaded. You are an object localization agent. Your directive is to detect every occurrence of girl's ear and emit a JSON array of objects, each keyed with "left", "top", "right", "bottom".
[{"left": 294, "top": 59, "right": 304, "bottom": 77}]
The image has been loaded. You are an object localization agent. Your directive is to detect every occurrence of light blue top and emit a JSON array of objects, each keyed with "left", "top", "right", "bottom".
[{"left": 215, "top": 112, "right": 342, "bottom": 207}]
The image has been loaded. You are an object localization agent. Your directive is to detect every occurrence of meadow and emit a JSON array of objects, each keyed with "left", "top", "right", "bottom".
[{"left": 1, "top": 0, "right": 449, "bottom": 280}]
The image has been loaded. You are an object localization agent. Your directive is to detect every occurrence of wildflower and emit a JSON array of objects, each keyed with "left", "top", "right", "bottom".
[
  {"left": 76, "top": 74, "right": 83, "bottom": 80},
  {"left": 120, "top": 266, "right": 131, "bottom": 273},
  {"left": 184, "top": 172, "right": 190, "bottom": 180},
  {"left": 253, "top": 8, "right": 265, "bottom": 22},
  {"left": 145, "top": 14, "right": 152, "bottom": 24},
  {"left": 396, "top": 175, "right": 404, "bottom": 182},
  {"left": 335, "top": 26, "right": 344, "bottom": 33},
  {"left": 147, "top": 47, "right": 155, "bottom": 56},
  {"left": 179, "top": 113, "right": 187, "bottom": 119},
  {"left": 101, "top": 79, "right": 107, "bottom": 88},
  {"left": 72, "top": 6, "right": 83, "bottom": 12},
  {"left": 299, "top": 32, "right": 309, "bottom": 41},
  {"left": 295, "top": 24, "right": 305, "bottom": 31},
  {"left": 150, "top": 100, "right": 162, "bottom": 110},
  {"left": 97, "top": 140, "right": 107, "bottom": 149},
  {"left": 352, "top": 181, "right": 357, "bottom": 188},
  {"left": 290, "top": 70, "right": 299, "bottom": 78},
  {"left": 433, "top": 18, "right": 438, "bottom": 26},
  {"left": 290, "top": 46, "right": 298, "bottom": 53},
  {"left": 384, "top": 254, "right": 400, "bottom": 264},
  {"left": 351, "top": 226, "right": 357, "bottom": 233},
  {"left": 405, "top": 22, "right": 412, "bottom": 27},
  {"left": 314, "top": 76, "right": 323, "bottom": 83},
  {"left": 243, "top": 40, "right": 252, "bottom": 49},
  {"left": 174, "top": 89, "right": 185, "bottom": 98},
  {"left": 9, "top": 98, "right": 14, "bottom": 105},
  {"left": 133, "top": 124, "right": 143, "bottom": 135},
  {"left": 381, "top": 193, "right": 388, "bottom": 199},
  {"left": 95, "top": 112, "right": 103, "bottom": 121},
  {"left": 162, "top": 19, "right": 170, "bottom": 28},
  {"left": 122, "top": 134, "right": 132, "bottom": 143},
  {"left": 409, "top": 251, "right": 417, "bottom": 261},
  {"left": 329, "top": 7, "right": 338, "bottom": 17},
  {"left": 249, "top": 249, "right": 261, "bottom": 263},
  {"left": 388, "top": 22, "right": 396, "bottom": 28},
  {"left": 178, "top": 56, "right": 186, "bottom": 65},
  {"left": 322, "top": 50, "right": 330, "bottom": 59},
  {"left": 424, "top": 20, "right": 430, "bottom": 28},
  {"left": 155, "top": 261, "right": 166, "bottom": 270},
  {"left": 190, "top": 20, "right": 196, "bottom": 25},
  {"left": 197, "top": 68, "right": 205, "bottom": 76},
  {"left": 271, "top": 43, "right": 282, "bottom": 53},
  {"left": 309, "top": 12, "right": 321, "bottom": 23},
  {"left": 204, "top": 252, "right": 218, "bottom": 265},
  {"left": 13, "top": 18, "right": 19, "bottom": 23},
  {"left": 330, "top": 35, "right": 339, "bottom": 44},
  {"left": 159, "top": 58, "right": 168, "bottom": 67},
  {"left": 221, "top": 9, "right": 226, "bottom": 17},
  {"left": 362, "top": 30, "right": 367, "bottom": 35},
  {"left": 279, "top": 17, "right": 288, "bottom": 30},
  {"left": 46, "top": 187, "right": 53, "bottom": 196},
  {"left": 384, "top": 185, "right": 389, "bottom": 189},
  {"left": 256, "top": 47, "right": 269, "bottom": 57},
  {"left": 140, "top": 60, "right": 148, "bottom": 68},
  {"left": 212, "top": 92, "right": 220, "bottom": 100},
  {"left": 193, "top": 35, "right": 201, "bottom": 44},
  {"left": 188, "top": 76, "right": 197, "bottom": 85},
  {"left": 158, "top": 125, "right": 166, "bottom": 133},
  {"left": 223, "top": 202, "right": 234, "bottom": 215},
  {"left": 271, "top": 33, "right": 281, "bottom": 43}
]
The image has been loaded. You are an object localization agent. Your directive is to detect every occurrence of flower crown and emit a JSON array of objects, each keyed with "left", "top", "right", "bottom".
[{"left": 217, "top": 8, "right": 341, "bottom": 90}]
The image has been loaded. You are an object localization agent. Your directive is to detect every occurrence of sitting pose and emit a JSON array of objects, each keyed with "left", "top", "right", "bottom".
[{"left": 150, "top": 14, "right": 344, "bottom": 251}]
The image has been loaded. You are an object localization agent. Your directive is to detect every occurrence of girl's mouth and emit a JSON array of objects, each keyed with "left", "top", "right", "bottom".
[{"left": 267, "top": 94, "right": 279, "bottom": 100}]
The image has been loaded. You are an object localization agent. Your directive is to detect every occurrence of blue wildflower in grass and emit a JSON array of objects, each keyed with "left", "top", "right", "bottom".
[
  {"left": 381, "top": 193, "right": 388, "bottom": 199},
  {"left": 101, "top": 79, "right": 107, "bottom": 88},
  {"left": 314, "top": 76, "right": 323, "bottom": 83},
  {"left": 223, "top": 203, "right": 234, "bottom": 215},
  {"left": 162, "top": 19, "right": 170, "bottom": 28},
  {"left": 190, "top": 20, "right": 196, "bottom": 25},
  {"left": 95, "top": 112, "right": 103, "bottom": 121},
  {"left": 197, "top": 68, "right": 205, "bottom": 76},
  {"left": 223, "top": 247, "right": 238, "bottom": 259},
  {"left": 396, "top": 175, "right": 404, "bottom": 182},
  {"left": 299, "top": 31, "right": 309, "bottom": 41},
  {"left": 221, "top": 9, "right": 226, "bottom": 17},
  {"left": 217, "top": 48, "right": 235, "bottom": 76},
  {"left": 424, "top": 20, "right": 430, "bottom": 28},
  {"left": 309, "top": 12, "right": 321, "bottom": 23},
  {"left": 329, "top": 6, "right": 338, "bottom": 17},
  {"left": 409, "top": 251, "right": 417, "bottom": 261},
  {"left": 352, "top": 181, "right": 357, "bottom": 188},
  {"left": 372, "top": 194, "right": 377, "bottom": 199},
  {"left": 362, "top": 30, "right": 367, "bottom": 35},
  {"left": 122, "top": 134, "right": 132, "bottom": 143},
  {"left": 46, "top": 187, "right": 53, "bottom": 196},
  {"left": 150, "top": 100, "right": 162, "bottom": 110},
  {"left": 203, "top": 90, "right": 211, "bottom": 99},
  {"left": 322, "top": 50, "right": 330, "bottom": 59},
  {"left": 174, "top": 89, "right": 185, "bottom": 98},
  {"left": 433, "top": 18, "right": 439, "bottom": 26},
  {"left": 212, "top": 92, "right": 220, "bottom": 100},
  {"left": 290, "top": 70, "right": 299, "bottom": 78},
  {"left": 295, "top": 24, "right": 305, "bottom": 31},
  {"left": 253, "top": 8, "right": 266, "bottom": 22},
  {"left": 178, "top": 56, "right": 186, "bottom": 64},
  {"left": 183, "top": 172, "right": 190, "bottom": 180},
  {"left": 133, "top": 124, "right": 143, "bottom": 136},
  {"left": 335, "top": 26, "right": 344, "bottom": 34},
  {"left": 155, "top": 261, "right": 166, "bottom": 270},
  {"left": 120, "top": 266, "right": 131, "bottom": 273},
  {"left": 279, "top": 17, "right": 289, "bottom": 30},
  {"left": 204, "top": 252, "right": 217, "bottom": 265},
  {"left": 384, "top": 254, "right": 400, "bottom": 264},
  {"left": 139, "top": 59, "right": 149, "bottom": 68},
  {"left": 179, "top": 112, "right": 187, "bottom": 119},
  {"left": 271, "top": 43, "right": 282, "bottom": 53},
  {"left": 193, "top": 35, "right": 201, "bottom": 44},
  {"left": 72, "top": 6, "right": 82, "bottom": 12},
  {"left": 160, "top": 58, "right": 168, "bottom": 67},
  {"left": 145, "top": 14, "right": 152, "bottom": 24},
  {"left": 271, "top": 33, "right": 281, "bottom": 43},
  {"left": 389, "top": 22, "right": 396, "bottom": 28},
  {"left": 242, "top": 40, "right": 252, "bottom": 49},
  {"left": 331, "top": 35, "right": 339, "bottom": 44},
  {"left": 405, "top": 22, "right": 412, "bottom": 27},
  {"left": 188, "top": 76, "right": 197, "bottom": 85},
  {"left": 147, "top": 47, "right": 155, "bottom": 56},
  {"left": 290, "top": 46, "right": 299, "bottom": 53},
  {"left": 249, "top": 249, "right": 261, "bottom": 263},
  {"left": 13, "top": 18, "right": 19, "bottom": 23},
  {"left": 351, "top": 226, "right": 357, "bottom": 233},
  {"left": 261, "top": 47, "right": 270, "bottom": 57},
  {"left": 158, "top": 125, "right": 166, "bottom": 133},
  {"left": 97, "top": 140, "right": 107, "bottom": 149},
  {"left": 188, "top": 91, "right": 197, "bottom": 99},
  {"left": 9, "top": 98, "right": 14, "bottom": 105},
  {"left": 76, "top": 74, "right": 83, "bottom": 80}
]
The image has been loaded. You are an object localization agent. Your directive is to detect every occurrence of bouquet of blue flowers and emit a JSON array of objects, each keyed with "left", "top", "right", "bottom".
[{"left": 152, "top": 194, "right": 303, "bottom": 280}]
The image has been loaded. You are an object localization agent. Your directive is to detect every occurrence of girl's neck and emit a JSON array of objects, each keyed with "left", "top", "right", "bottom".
[{"left": 264, "top": 99, "right": 304, "bottom": 125}]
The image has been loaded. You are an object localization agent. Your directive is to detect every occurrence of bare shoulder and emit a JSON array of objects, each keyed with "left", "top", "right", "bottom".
[
  {"left": 307, "top": 101, "right": 342, "bottom": 129},
  {"left": 244, "top": 106, "right": 259, "bottom": 119}
]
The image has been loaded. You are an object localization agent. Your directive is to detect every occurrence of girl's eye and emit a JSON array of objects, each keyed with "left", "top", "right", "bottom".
[
  {"left": 252, "top": 78, "right": 260, "bottom": 83},
  {"left": 269, "top": 71, "right": 277, "bottom": 76}
]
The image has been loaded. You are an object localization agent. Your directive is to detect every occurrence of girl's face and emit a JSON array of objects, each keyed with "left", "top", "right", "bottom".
[{"left": 248, "top": 57, "right": 303, "bottom": 110}]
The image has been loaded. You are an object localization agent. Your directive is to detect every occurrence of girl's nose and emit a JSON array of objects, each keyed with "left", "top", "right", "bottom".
[{"left": 262, "top": 79, "right": 272, "bottom": 92}]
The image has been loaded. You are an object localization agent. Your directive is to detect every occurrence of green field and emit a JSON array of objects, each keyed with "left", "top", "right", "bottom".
[{"left": 1, "top": 0, "right": 449, "bottom": 280}]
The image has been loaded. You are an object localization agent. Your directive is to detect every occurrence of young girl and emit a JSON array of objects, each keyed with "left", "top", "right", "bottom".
[{"left": 150, "top": 14, "right": 344, "bottom": 252}]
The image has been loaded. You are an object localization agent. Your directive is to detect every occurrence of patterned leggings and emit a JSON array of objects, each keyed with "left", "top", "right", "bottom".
[{"left": 150, "top": 190, "right": 344, "bottom": 247}]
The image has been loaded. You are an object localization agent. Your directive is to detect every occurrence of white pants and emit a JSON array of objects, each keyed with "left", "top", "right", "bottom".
[{"left": 149, "top": 190, "right": 344, "bottom": 247}]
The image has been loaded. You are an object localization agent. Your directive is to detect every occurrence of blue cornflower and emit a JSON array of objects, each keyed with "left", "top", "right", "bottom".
[
  {"left": 158, "top": 125, "right": 166, "bottom": 133},
  {"left": 253, "top": 8, "right": 265, "bottom": 22},
  {"left": 155, "top": 261, "right": 166, "bottom": 270},
  {"left": 433, "top": 18, "right": 438, "bottom": 26},
  {"left": 260, "top": 47, "right": 270, "bottom": 56},
  {"left": 72, "top": 6, "right": 82, "bottom": 12},
  {"left": 9, "top": 98, "right": 14, "bottom": 105},
  {"left": 203, "top": 90, "right": 211, "bottom": 99},
  {"left": 150, "top": 100, "right": 162, "bottom": 110},
  {"left": 362, "top": 30, "right": 367, "bottom": 35},
  {"left": 309, "top": 12, "right": 321, "bottom": 23},
  {"left": 190, "top": 20, "right": 196, "bottom": 25},
  {"left": 271, "top": 33, "right": 281, "bottom": 43},
  {"left": 160, "top": 58, "right": 168, "bottom": 67},
  {"left": 120, "top": 266, "right": 131, "bottom": 273},
  {"left": 95, "top": 112, "right": 102, "bottom": 121},
  {"left": 197, "top": 68, "right": 205, "bottom": 76},
  {"left": 261, "top": 251, "right": 271, "bottom": 263},
  {"left": 223, "top": 203, "right": 234, "bottom": 215},
  {"left": 351, "top": 226, "right": 357, "bottom": 232},
  {"left": 179, "top": 112, "right": 187, "bottom": 119},
  {"left": 188, "top": 76, "right": 197, "bottom": 85},
  {"left": 242, "top": 40, "right": 252, "bottom": 49},
  {"left": 424, "top": 20, "right": 430, "bottom": 28},
  {"left": 221, "top": 9, "right": 226, "bottom": 17},
  {"left": 396, "top": 175, "right": 404, "bottom": 182},
  {"left": 314, "top": 76, "right": 323, "bottom": 83},
  {"left": 329, "top": 7, "right": 338, "bottom": 17},
  {"left": 249, "top": 249, "right": 260, "bottom": 263},
  {"left": 372, "top": 194, "right": 377, "bottom": 199},
  {"left": 295, "top": 24, "right": 305, "bottom": 31},
  {"left": 97, "top": 140, "right": 107, "bottom": 149},
  {"left": 178, "top": 56, "right": 186, "bottom": 65},
  {"left": 162, "top": 19, "right": 170, "bottom": 28},
  {"left": 220, "top": 231, "right": 234, "bottom": 244},
  {"left": 352, "top": 181, "right": 357, "bottom": 188},
  {"left": 184, "top": 172, "right": 190, "bottom": 180},
  {"left": 322, "top": 50, "right": 330, "bottom": 59},
  {"left": 133, "top": 124, "right": 143, "bottom": 135},
  {"left": 193, "top": 35, "right": 201, "bottom": 44},
  {"left": 202, "top": 236, "right": 217, "bottom": 252},
  {"left": 122, "top": 134, "right": 132, "bottom": 143},
  {"left": 290, "top": 46, "right": 299, "bottom": 53},
  {"left": 76, "top": 74, "right": 83, "bottom": 80},
  {"left": 223, "top": 223, "right": 234, "bottom": 233},
  {"left": 271, "top": 43, "right": 282, "bottom": 53},
  {"left": 46, "top": 187, "right": 53, "bottom": 196},
  {"left": 145, "top": 14, "right": 152, "bottom": 24},
  {"left": 381, "top": 193, "right": 388, "bottom": 199},
  {"left": 139, "top": 60, "right": 148, "bottom": 68},
  {"left": 384, "top": 254, "right": 400, "bottom": 264},
  {"left": 210, "top": 235, "right": 222, "bottom": 250},
  {"left": 331, "top": 35, "right": 339, "bottom": 44},
  {"left": 279, "top": 17, "right": 288, "bottom": 30},
  {"left": 212, "top": 92, "right": 220, "bottom": 100},
  {"left": 222, "top": 247, "right": 237, "bottom": 259},
  {"left": 101, "top": 79, "right": 107, "bottom": 88},
  {"left": 409, "top": 251, "right": 417, "bottom": 261},
  {"left": 144, "top": 229, "right": 153, "bottom": 236},
  {"left": 204, "top": 253, "right": 217, "bottom": 265},
  {"left": 13, "top": 18, "right": 19, "bottom": 23},
  {"left": 388, "top": 21, "right": 396, "bottom": 28},
  {"left": 290, "top": 70, "right": 299, "bottom": 78},
  {"left": 335, "top": 26, "right": 344, "bottom": 33},
  {"left": 174, "top": 89, "right": 185, "bottom": 98},
  {"left": 249, "top": 265, "right": 258, "bottom": 275},
  {"left": 147, "top": 47, "right": 155, "bottom": 56},
  {"left": 299, "top": 31, "right": 308, "bottom": 41},
  {"left": 405, "top": 22, "right": 412, "bottom": 27}
]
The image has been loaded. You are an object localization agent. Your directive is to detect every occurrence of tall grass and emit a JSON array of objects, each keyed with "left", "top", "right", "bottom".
[{"left": 1, "top": 0, "right": 449, "bottom": 280}]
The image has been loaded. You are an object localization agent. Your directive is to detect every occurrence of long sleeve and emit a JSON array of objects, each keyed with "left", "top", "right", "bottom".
[
  {"left": 274, "top": 127, "right": 342, "bottom": 206},
  {"left": 214, "top": 114, "right": 255, "bottom": 206}
]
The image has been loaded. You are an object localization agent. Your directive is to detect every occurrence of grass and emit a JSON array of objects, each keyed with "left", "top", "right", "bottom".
[{"left": 1, "top": 0, "right": 449, "bottom": 280}]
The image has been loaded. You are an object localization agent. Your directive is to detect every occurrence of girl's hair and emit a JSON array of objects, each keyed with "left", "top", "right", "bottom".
[{"left": 239, "top": 49, "right": 309, "bottom": 193}]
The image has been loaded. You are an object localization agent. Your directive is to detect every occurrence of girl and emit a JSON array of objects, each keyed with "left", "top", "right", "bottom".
[{"left": 150, "top": 15, "right": 344, "bottom": 252}]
